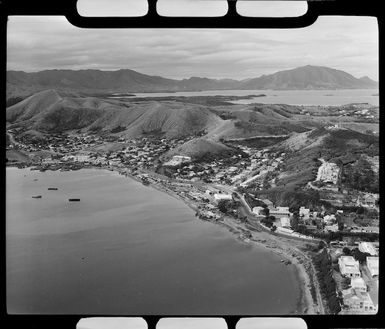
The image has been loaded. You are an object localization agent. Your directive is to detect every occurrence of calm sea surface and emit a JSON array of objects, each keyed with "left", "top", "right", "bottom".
[
  {"left": 112, "top": 89, "right": 379, "bottom": 106},
  {"left": 7, "top": 168, "right": 300, "bottom": 315}
]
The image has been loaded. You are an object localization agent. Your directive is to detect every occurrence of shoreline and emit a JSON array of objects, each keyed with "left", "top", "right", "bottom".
[
  {"left": 120, "top": 168, "right": 325, "bottom": 314},
  {"left": 7, "top": 165, "right": 325, "bottom": 314}
]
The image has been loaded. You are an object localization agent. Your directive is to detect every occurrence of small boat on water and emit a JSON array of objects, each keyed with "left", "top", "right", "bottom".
[
  {"left": 68, "top": 198, "right": 81, "bottom": 202},
  {"left": 48, "top": 187, "right": 58, "bottom": 190},
  {"left": 32, "top": 195, "right": 42, "bottom": 199}
]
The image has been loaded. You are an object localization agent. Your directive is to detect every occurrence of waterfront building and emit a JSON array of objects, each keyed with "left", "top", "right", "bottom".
[
  {"left": 350, "top": 277, "right": 367, "bottom": 292},
  {"left": 214, "top": 193, "right": 233, "bottom": 203},
  {"left": 269, "top": 206, "right": 291, "bottom": 219},
  {"left": 252, "top": 206, "right": 265, "bottom": 216},
  {"left": 280, "top": 217, "right": 291, "bottom": 228},
  {"left": 366, "top": 256, "right": 379, "bottom": 277},
  {"left": 341, "top": 287, "right": 376, "bottom": 313},
  {"left": 338, "top": 256, "right": 361, "bottom": 278}
]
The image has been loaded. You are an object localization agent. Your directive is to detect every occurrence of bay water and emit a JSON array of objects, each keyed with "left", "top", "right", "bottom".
[{"left": 6, "top": 168, "right": 300, "bottom": 314}]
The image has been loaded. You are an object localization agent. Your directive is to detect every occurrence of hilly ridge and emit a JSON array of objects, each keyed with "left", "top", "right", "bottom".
[
  {"left": 6, "top": 89, "right": 224, "bottom": 139},
  {"left": 7, "top": 65, "right": 378, "bottom": 102}
]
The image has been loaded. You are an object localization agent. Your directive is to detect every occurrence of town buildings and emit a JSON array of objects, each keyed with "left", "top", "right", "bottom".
[
  {"left": 269, "top": 206, "right": 292, "bottom": 219},
  {"left": 341, "top": 287, "right": 377, "bottom": 313}
]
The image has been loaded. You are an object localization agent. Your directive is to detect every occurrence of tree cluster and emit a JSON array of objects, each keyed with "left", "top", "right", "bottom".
[{"left": 313, "top": 249, "right": 341, "bottom": 314}]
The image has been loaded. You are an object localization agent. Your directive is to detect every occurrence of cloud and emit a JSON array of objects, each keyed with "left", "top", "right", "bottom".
[{"left": 7, "top": 15, "right": 378, "bottom": 80}]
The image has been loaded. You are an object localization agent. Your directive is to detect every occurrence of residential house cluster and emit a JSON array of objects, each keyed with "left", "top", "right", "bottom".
[{"left": 337, "top": 252, "right": 378, "bottom": 313}]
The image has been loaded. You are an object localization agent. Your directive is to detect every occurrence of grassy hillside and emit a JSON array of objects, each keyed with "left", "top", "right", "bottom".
[{"left": 163, "top": 138, "right": 234, "bottom": 160}]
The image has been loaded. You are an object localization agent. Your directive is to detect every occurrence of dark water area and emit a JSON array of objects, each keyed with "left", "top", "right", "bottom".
[{"left": 6, "top": 168, "right": 300, "bottom": 315}]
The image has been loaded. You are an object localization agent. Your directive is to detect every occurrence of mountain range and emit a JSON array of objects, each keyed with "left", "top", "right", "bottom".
[{"left": 7, "top": 65, "right": 378, "bottom": 101}]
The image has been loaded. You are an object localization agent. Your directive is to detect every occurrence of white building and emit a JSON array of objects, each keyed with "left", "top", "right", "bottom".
[
  {"left": 74, "top": 155, "right": 91, "bottom": 162},
  {"left": 316, "top": 161, "right": 340, "bottom": 184},
  {"left": 214, "top": 193, "right": 233, "bottom": 203},
  {"left": 269, "top": 206, "right": 291, "bottom": 219},
  {"left": 338, "top": 256, "right": 361, "bottom": 278},
  {"left": 358, "top": 242, "right": 377, "bottom": 256},
  {"left": 277, "top": 227, "right": 294, "bottom": 235},
  {"left": 299, "top": 207, "right": 310, "bottom": 219},
  {"left": 280, "top": 217, "right": 291, "bottom": 228},
  {"left": 324, "top": 224, "right": 339, "bottom": 232},
  {"left": 252, "top": 206, "right": 265, "bottom": 216},
  {"left": 163, "top": 155, "right": 191, "bottom": 167},
  {"left": 351, "top": 277, "right": 367, "bottom": 292},
  {"left": 366, "top": 256, "right": 379, "bottom": 277},
  {"left": 342, "top": 288, "right": 377, "bottom": 313}
]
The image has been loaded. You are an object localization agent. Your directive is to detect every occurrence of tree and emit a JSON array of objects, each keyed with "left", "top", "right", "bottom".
[
  {"left": 352, "top": 248, "right": 368, "bottom": 264},
  {"left": 218, "top": 200, "right": 229, "bottom": 214},
  {"left": 342, "top": 247, "right": 351, "bottom": 255},
  {"left": 290, "top": 213, "right": 299, "bottom": 231},
  {"left": 271, "top": 225, "right": 277, "bottom": 232}
]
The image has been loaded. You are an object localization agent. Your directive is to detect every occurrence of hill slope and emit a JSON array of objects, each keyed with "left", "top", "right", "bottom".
[
  {"left": 163, "top": 137, "right": 234, "bottom": 160},
  {"left": 6, "top": 90, "right": 224, "bottom": 139}
]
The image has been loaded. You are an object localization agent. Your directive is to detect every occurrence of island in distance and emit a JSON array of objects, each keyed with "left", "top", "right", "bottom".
[{"left": 6, "top": 64, "right": 379, "bottom": 315}]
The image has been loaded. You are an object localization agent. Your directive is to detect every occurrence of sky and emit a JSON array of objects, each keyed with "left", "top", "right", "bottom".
[{"left": 7, "top": 1, "right": 378, "bottom": 80}]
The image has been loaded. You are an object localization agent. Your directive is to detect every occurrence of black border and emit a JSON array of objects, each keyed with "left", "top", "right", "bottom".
[{"left": 1, "top": 0, "right": 384, "bottom": 328}]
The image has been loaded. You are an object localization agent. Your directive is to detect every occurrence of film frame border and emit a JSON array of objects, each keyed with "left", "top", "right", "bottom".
[{"left": 0, "top": 1, "right": 383, "bottom": 329}]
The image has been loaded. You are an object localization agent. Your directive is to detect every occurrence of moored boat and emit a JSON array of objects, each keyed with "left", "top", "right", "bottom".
[{"left": 68, "top": 198, "right": 81, "bottom": 202}]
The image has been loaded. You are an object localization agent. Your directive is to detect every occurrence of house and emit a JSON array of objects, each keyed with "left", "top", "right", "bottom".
[
  {"left": 269, "top": 206, "right": 291, "bottom": 219},
  {"left": 366, "top": 257, "right": 379, "bottom": 277},
  {"left": 277, "top": 227, "right": 294, "bottom": 235},
  {"left": 252, "top": 206, "right": 265, "bottom": 216},
  {"left": 299, "top": 207, "right": 310, "bottom": 219},
  {"left": 350, "top": 277, "right": 367, "bottom": 292},
  {"left": 324, "top": 224, "right": 339, "bottom": 232},
  {"left": 341, "top": 288, "right": 376, "bottom": 313},
  {"left": 163, "top": 155, "right": 191, "bottom": 167},
  {"left": 358, "top": 242, "right": 377, "bottom": 256},
  {"left": 214, "top": 193, "right": 233, "bottom": 203},
  {"left": 261, "top": 199, "right": 273, "bottom": 207},
  {"left": 338, "top": 256, "right": 361, "bottom": 278},
  {"left": 280, "top": 217, "right": 291, "bottom": 228},
  {"left": 323, "top": 215, "right": 333, "bottom": 225}
]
